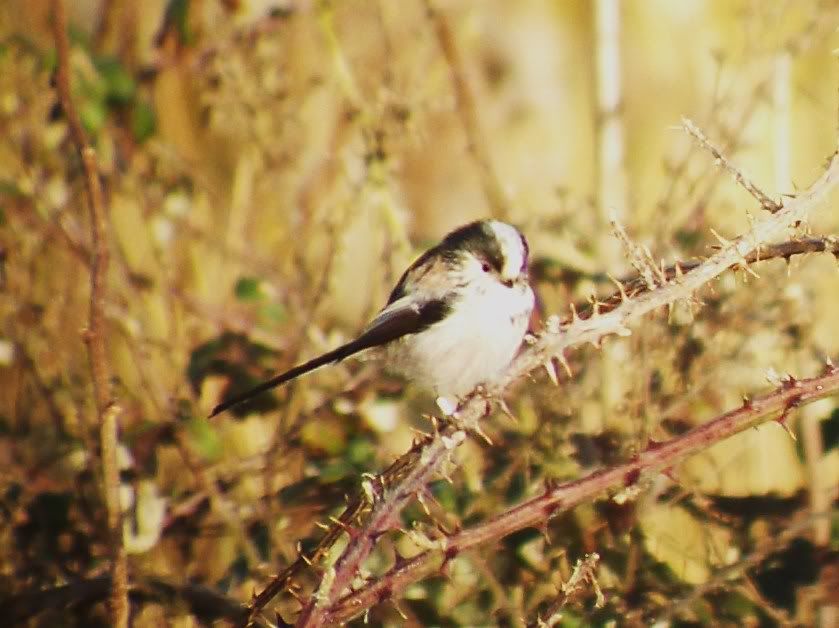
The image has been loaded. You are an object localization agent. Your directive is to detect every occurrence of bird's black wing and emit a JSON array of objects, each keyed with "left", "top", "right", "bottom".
[{"left": 208, "top": 296, "right": 450, "bottom": 418}]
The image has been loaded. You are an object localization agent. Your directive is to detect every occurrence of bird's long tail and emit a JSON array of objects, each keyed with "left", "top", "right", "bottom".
[{"left": 207, "top": 338, "right": 369, "bottom": 418}]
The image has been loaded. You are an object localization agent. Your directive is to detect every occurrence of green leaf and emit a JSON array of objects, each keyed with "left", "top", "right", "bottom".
[
  {"left": 165, "top": 0, "right": 195, "bottom": 45},
  {"left": 318, "top": 460, "right": 353, "bottom": 483},
  {"left": 0, "top": 180, "right": 23, "bottom": 197},
  {"left": 259, "top": 302, "right": 286, "bottom": 323},
  {"left": 234, "top": 277, "right": 264, "bottom": 302},
  {"left": 95, "top": 56, "right": 135, "bottom": 103},
  {"left": 79, "top": 99, "right": 107, "bottom": 134},
  {"left": 131, "top": 100, "right": 156, "bottom": 142},
  {"left": 430, "top": 480, "right": 457, "bottom": 512},
  {"left": 186, "top": 416, "right": 222, "bottom": 461},
  {"left": 346, "top": 436, "right": 375, "bottom": 466}
]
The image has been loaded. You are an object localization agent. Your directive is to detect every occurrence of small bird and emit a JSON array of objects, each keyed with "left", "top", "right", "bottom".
[{"left": 209, "top": 219, "right": 535, "bottom": 418}]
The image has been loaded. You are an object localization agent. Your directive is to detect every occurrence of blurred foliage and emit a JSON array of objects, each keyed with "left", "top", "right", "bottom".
[{"left": 0, "top": 0, "right": 838, "bottom": 626}]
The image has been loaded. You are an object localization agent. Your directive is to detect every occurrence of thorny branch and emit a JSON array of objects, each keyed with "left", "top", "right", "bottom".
[
  {"left": 330, "top": 363, "right": 839, "bottom": 623},
  {"left": 50, "top": 1, "right": 127, "bottom": 626},
  {"left": 534, "top": 235, "right": 839, "bottom": 318},
  {"left": 291, "top": 426, "right": 465, "bottom": 628},
  {"left": 244, "top": 121, "right": 839, "bottom": 626},
  {"left": 244, "top": 236, "right": 839, "bottom": 626},
  {"left": 682, "top": 117, "right": 781, "bottom": 213}
]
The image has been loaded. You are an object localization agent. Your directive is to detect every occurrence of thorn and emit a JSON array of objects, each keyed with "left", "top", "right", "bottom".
[
  {"left": 544, "top": 359, "right": 559, "bottom": 386},
  {"left": 288, "top": 587, "right": 305, "bottom": 604},
  {"left": 329, "top": 516, "right": 359, "bottom": 539},
  {"left": 710, "top": 228, "right": 731, "bottom": 247},
  {"left": 498, "top": 397, "right": 517, "bottom": 421},
  {"left": 539, "top": 521, "right": 551, "bottom": 545},
  {"left": 776, "top": 413, "right": 797, "bottom": 441},
  {"left": 825, "top": 356, "right": 837, "bottom": 374},
  {"left": 781, "top": 374, "right": 800, "bottom": 389},
  {"left": 390, "top": 599, "right": 408, "bottom": 620},
  {"left": 741, "top": 395, "right": 753, "bottom": 409},
  {"left": 660, "top": 466, "right": 679, "bottom": 483},
  {"left": 607, "top": 273, "right": 628, "bottom": 301},
  {"left": 743, "top": 264, "right": 760, "bottom": 279},
  {"left": 416, "top": 489, "right": 432, "bottom": 517},
  {"left": 544, "top": 477, "right": 560, "bottom": 493},
  {"left": 472, "top": 421, "right": 494, "bottom": 445},
  {"left": 557, "top": 352, "right": 573, "bottom": 377},
  {"left": 646, "top": 438, "right": 664, "bottom": 451}
]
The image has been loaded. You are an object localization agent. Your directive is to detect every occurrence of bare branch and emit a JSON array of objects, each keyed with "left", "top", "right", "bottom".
[
  {"left": 682, "top": 117, "right": 781, "bottom": 213},
  {"left": 50, "top": 1, "right": 127, "bottom": 625}
]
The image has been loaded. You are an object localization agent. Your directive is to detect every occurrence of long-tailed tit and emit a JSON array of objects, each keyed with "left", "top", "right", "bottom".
[{"left": 209, "top": 220, "right": 534, "bottom": 417}]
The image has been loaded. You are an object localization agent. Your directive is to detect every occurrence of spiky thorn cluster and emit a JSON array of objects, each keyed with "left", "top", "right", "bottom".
[
  {"left": 535, "top": 552, "right": 605, "bottom": 626},
  {"left": 328, "top": 359, "right": 839, "bottom": 623},
  {"left": 247, "top": 122, "right": 839, "bottom": 626},
  {"left": 611, "top": 218, "right": 667, "bottom": 291},
  {"left": 241, "top": 424, "right": 465, "bottom": 627},
  {"left": 545, "top": 236, "right": 839, "bottom": 324},
  {"left": 503, "top": 124, "right": 838, "bottom": 392}
]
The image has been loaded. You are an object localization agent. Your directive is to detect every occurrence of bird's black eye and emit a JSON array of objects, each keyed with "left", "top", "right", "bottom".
[{"left": 481, "top": 261, "right": 491, "bottom": 273}]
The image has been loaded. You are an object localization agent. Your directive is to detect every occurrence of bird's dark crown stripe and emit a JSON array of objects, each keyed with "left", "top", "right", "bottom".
[
  {"left": 442, "top": 220, "right": 504, "bottom": 272},
  {"left": 388, "top": 220, "right": 521, "bottom": 303}
]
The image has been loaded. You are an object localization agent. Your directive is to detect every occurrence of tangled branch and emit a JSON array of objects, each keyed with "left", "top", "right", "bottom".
[{"left": 235, "top": 119, "right": 839, "bottom": 627}]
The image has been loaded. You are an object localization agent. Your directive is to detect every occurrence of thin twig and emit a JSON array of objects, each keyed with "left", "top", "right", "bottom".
[
  {"left": 50, "top": 1, "right": 127, "bottom": 626},
  {"left": 424, "top": 0, "right": 511, "bottom": 219},
  {"left": 682, "top": 117, "right": 782, "bottom": 213}
]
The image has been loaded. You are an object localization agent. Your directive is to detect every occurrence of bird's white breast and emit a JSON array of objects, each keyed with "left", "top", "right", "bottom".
[{"left": 385, "top": 276, "right": 534, "bottom": 398}]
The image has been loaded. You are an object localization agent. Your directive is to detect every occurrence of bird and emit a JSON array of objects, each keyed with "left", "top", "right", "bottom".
[{"left": 209, "top": 219, "right": 535, "bottom": 418}]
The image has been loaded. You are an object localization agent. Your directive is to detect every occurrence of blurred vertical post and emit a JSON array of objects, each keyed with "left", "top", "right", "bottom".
[
  {"left": 773, "top": 51, "right": 792, "bottom": 193},
  {"left": 593, "top": 0, "right": 628, "bottom": 433},
  {"left": 595, "top": 0, "right": 628, "bottom": 265},
  {"left": 50, "top": 1, "right": 128, "bottom": 626}
]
